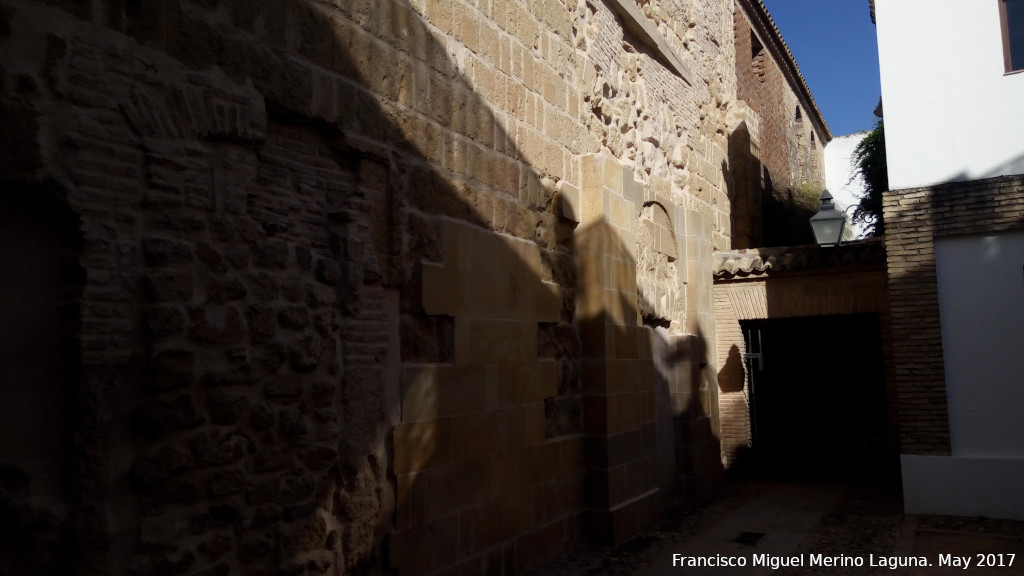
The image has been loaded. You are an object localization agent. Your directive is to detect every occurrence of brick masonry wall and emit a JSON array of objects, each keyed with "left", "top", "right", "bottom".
[
  {"left": 0, "top": 0, "right": 750, "bottom": 573},
  {"left": 883, "top": 174, "right": 1024, "bottom": 455},
  {"left": 732, "top": 6, "right": 825, "bottom": 195}
]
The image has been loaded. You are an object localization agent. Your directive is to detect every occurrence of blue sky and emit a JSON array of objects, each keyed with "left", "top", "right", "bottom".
[{"left": 760, "top": 0, "right": 882, "bottom": 137}]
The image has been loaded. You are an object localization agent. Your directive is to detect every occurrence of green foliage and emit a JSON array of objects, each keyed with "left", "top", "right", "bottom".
[
  {"left": 851, "top": 120, "right": 887, "bottom": 236},
  {"left": 793, "top": 182, "right": 825, "bottom": 212}
]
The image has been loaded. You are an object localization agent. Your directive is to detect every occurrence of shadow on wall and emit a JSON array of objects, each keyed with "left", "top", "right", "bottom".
[
  {"left": 725, "top": 122, "right": 762, "bottom": 249},
  {"left": 722, "top": 121, "right": 816, "bottom": 249},
  {"left": 761, "top": 171, "right": 817, "bottom": 248},
  {"left": 0, "top": 0, "right": 719, "bottom": 574},
  {"left": 944, "top": 150, "right": 1024, "bottom": 183},
  {"left": 650, "top": 325, "right": 723, "bottom": 501},
  {"left": 575, "top": 217, "right": 722, "bottom": 546},
  {"left": 0, "top": 185, "right": 83, "bottom": 576}
]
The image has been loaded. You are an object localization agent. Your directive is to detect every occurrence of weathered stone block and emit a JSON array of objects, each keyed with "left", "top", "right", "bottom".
[
  {"left": 189, "top": 306, "right": 245, "bottom": 344},
  {"left": 141, "top": 511, "right": 187, "bottom": 546},
  {"left": 143, "top": 237, "right": 194, "bottom": 267},
  {"left": 299, "top": 445, "right": 338, "bottom": 471},
  {"left": 251, "top": 447, "right": 294, "bottom": 474},
  {"left": 145, "top": 305, "right": 187, "bottom": 340},
  {"left": 305, "top": 282, "right": 338, "bottom": 306},
  {"left": 237, "top": 535, "right": 274, "bottom": 564},
  {"left": 454, "top": 318, "right": 536, "bottom": 365},
  {"left": 197, "top": 532, "right": 233, "bottom": 561},
  {"left": 277, "top": 306, "right": 310, "bottom": 330},
  {"left": 209, "top": 276, "right": 247, "bottom": 302},
  {"left": 401, "top": 365, "right": 486, "bottom": 422},
  {"left": 279, "top": 472, "right": 317, "bottom": 507},
  {"left": 289, "top": 334, "right": 323, "bottom": 372},
  {"left": 245, "top": 304, "right": 276, "bottom": 339},
  {"left": 263, "top": 377, "right": 302, "bottom": 399},
  {"left": 195, "top": 241, "right": 227, "bottom": 273},
  {"left": 189, "top": 503, "right": 242, "bottom": 534},
  {"left": 201, "top": 368, "right": 256, "bottom": 389},
  {"left": 225, "top": 245, "right": 250, "bottom": 269},
  {"left": 133, "top": 395, "right": 203, "bottom": 437},
  {"left": 422, "top": 261, "right": 456, "bottom": 316},
  {"left": 142, "top": 476, "right": 201, "bottom": 511},
  {"left": 252, "top": 239, "right": 290, "bottom": 268},
  {"left": 148, "top": 349, "right": 195, "bottom": 391},
  {"left": 208, "top": 468, "right": 245, "bottom": 496},
  {"left": 315, "top": 257, "right": 341, "bottom": 285},
  {"left": 252, "top": 340, "right": 288, "bottom": 373},
  {"left": 188, "top": 430, "right": 245, "bottom": 468},
  {"left": 132, "top": 445, "right": 193, "bottom": 487},
  {"left": 278, "top": 408, "right": 310, "bottom": 442},
  {"left": 394, "top": 419, "right": 452, "bottom": 474}
]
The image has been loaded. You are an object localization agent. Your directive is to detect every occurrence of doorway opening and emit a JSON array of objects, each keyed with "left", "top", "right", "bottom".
[{"left": 738, "top": 313, "right": 895, "bottom": 483}]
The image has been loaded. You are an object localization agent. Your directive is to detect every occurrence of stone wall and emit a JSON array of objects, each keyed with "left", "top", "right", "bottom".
[{"left": 0, "top": 0, "right": 759, "bottom": 573}]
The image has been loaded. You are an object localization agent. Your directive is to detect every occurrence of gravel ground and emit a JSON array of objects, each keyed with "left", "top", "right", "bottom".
[
  {"left": 521, "top": 478, "right": 770, "bottom": 576},
  {"left": 778, "top": 479, "right": 904, "bottom": 576},
  {"left": 524, "top": 474, "right": 1024, "bottom": 576}
]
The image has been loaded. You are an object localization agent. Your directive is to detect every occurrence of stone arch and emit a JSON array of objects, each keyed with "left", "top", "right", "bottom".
[{"left": 636, "top": 202, "right": 681, "bottom": 326}]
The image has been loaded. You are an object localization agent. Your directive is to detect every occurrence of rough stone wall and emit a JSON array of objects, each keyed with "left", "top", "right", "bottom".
[
  {"left": 0, "top": 0, "right": 750, "bottom": 574},
  {"left": 578, "top": 0, "right": 737, "bottom": 255},
  {"left": 732, "top": 6, "right": 825, "bottom": 197},
  {"left": 1, "top": 3, "right": 405, "bottom": 572},
  {"left": 883, "top": 174, "right": 1024, "bottom": 455}
]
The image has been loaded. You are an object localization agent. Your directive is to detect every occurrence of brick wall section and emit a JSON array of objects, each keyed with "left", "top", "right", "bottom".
[
  {"left": 733, "top": 5, "right": 825, "bottom": 193},
  {"left": 883, "top": 174, "right": 1024, "bottom": 455}
]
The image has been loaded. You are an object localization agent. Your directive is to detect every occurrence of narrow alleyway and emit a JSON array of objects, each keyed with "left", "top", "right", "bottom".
[{"left": 526, "top": 477, "right": 1024, "bottom": 576}]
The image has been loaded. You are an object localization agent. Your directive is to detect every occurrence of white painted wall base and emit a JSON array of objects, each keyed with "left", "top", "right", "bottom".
[{"left": 902, "top": 455, "right": 1024, "bottom": 520}]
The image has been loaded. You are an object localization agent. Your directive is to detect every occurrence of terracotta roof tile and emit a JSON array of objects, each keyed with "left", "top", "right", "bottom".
[{"left": 713, "top": 238, "right": 887, "bottom": 279}]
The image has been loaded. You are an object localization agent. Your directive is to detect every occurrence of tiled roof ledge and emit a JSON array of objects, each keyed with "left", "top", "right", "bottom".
[{"left": 713, "top": 238, "right": 887, "bottom": 279}]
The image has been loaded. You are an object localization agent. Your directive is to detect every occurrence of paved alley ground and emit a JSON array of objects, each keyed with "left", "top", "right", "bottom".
[{"left": 525, "top": 478, "right": 1024, "bottom": 576}]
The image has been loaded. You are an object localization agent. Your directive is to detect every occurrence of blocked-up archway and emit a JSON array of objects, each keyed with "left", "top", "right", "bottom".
[{"left": 713, "top": 241, "right": 898, "bottom": 480}]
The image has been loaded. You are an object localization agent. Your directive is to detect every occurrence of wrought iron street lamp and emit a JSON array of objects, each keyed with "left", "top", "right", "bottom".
[{"left": 809, "top": 190, "right": 846, "bottom": 246}]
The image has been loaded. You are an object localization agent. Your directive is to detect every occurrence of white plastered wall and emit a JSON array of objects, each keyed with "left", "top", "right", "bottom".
[
  {"left": 824, "top": 133, "right": 870, "bottom": 239},
  {"left": 875, "top": 0, "right": 1024, "bottom": 189}
]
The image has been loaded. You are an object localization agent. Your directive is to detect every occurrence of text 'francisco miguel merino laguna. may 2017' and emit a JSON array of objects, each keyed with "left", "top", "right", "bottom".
[{"left": 670, "top": 553, "right": 1017, "bottom": 569}]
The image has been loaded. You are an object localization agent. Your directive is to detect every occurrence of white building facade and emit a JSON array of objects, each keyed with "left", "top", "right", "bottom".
[
  {"left": 875, "top": 0, "right": 1024, "bottom": 519},
  {"left": 876, "top": 0, "right": 1024, "bottom": 188}
]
